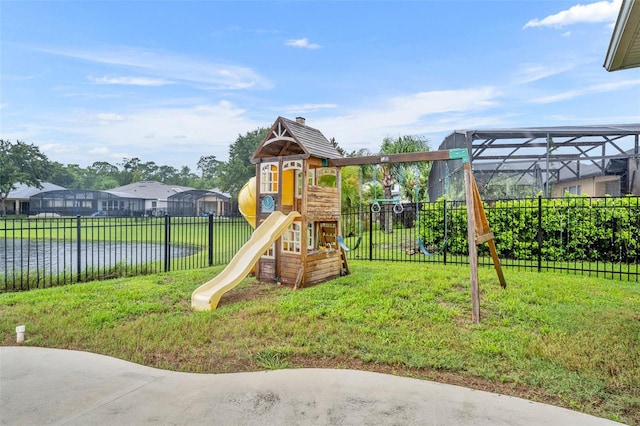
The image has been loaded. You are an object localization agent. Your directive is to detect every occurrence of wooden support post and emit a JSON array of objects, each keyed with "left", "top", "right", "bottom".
[
  {"left": 294, "top": 265, "right": 305, "bottom": 290},
  {"left": 464, "top": 163, "right": 481, "bottom": 324},
  {"left": 254, "top": 164, "right": 262, "bottom": 280},
  {"left": 470, "top": 172, "right": 506, "bottom": 289}
]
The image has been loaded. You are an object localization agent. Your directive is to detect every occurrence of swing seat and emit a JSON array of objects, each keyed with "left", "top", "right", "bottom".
[
  {"left": 418, "top": 238, "right": 435, "bottom": 256},
  {"left": 338, "top": 235, "right": 362, "bottom": 251},
  {"left": 418, "top": 238, "right": 448, "bottom": 256}
]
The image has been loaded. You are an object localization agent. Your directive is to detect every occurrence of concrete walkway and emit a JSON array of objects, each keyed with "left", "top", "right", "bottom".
[{"left": 0, "top": 347, "right": 622, "bottom": 425}]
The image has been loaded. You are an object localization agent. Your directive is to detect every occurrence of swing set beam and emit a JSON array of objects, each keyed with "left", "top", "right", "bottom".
[
  {"left": 325, "top": 150, "right": 454, "bottom": 167},
  {"left": 327, "top": 148, "right": 505, "bottom": 324}
]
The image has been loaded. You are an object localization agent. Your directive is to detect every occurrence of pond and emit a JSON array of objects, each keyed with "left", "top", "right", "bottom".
[{"left": 0, "top": 238, "right": 197, "bottom": 276}]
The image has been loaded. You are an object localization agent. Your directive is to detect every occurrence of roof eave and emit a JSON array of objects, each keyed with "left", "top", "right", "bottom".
[{"left": 604, "top": 0, "right": 640, "bottom": 71}]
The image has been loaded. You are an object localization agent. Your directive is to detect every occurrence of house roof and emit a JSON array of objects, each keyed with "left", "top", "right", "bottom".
[
  {"left": 604, "top": 0, "right": 640, "bottom": 71},
  {"left": 168, "top": 189, "right": 231, "bottom": 200},
  {"left": 107, "top": 181, "right": 194, "bottom": 200},
  {"left": 7, "top": 182, "right": 66, "bottom": 200},
  {"left": 251, "top": 116, "right": 342, "bottom": 163}
]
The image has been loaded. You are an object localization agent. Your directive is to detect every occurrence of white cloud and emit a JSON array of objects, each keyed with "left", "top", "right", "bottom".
[
  {"left": 90, "top": 76, "right": 171, "bottom": 86},
  {"left": 279, "top": 103, "right": 338, "bottom": 114},
  {"left": 23, "top": 87, "right": 504, "bottom": 168},
  {"left": 88, "top": 147, "right": 110, "bottom": 155},
  {"left": 387, "top": 87, "right": 501, "bottom": 116},
  {"left": 531, "top": 79, "right": 640, "bottom": 103},
  {"left": 39, "top": 142, "right": 80, "bottom": 156},
  {"left": 42, "top": 46, "right": 274, "bottom": 90},
  {"left": 285, "top": 38, "right": 321, "bottom": 49},
  {"left": 512, "top": 63, "right": 574, "bottom": 84},
  {"left": 523, "top": 0, "right": 621, "bottom": 29},
  {"left": 64, "top": 101, "right": 261, "bottom": 165},
  {"left": 94, "top": 112, "right": 127, "bottom": 124},
  {"left": 312, "top": 87, "right": 503, "bottom": 150}
]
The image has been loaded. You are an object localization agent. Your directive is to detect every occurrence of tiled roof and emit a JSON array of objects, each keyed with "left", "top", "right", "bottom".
[
  {"left": 279, "top": 117, "right": 342, "bottom": 159},
  {"left": 252, "top": 117, "right": 342, "bottom": 162}
]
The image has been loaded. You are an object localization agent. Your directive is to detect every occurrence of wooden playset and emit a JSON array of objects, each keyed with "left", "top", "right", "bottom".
[
  {"left": 194, "top": 115, "right": 504, "bottom": 323},
  {"left": 249, "top": 116, "right": 348, "bottom": 288}
]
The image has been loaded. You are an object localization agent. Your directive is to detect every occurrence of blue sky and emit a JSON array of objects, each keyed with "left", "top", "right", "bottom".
[{"left": 1, "top": 0, "right": 639, "bottom": 171}]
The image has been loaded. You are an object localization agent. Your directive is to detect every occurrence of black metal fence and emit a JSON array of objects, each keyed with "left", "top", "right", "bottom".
[
  {"left": 1, "top": 215, "right": 252, "bottom": 291},
  {"left": 340, "top": 195, "right": 640, "bottom": 281},
  {"left": 2, "top": 196, "right": 639, "bottom": 292}
]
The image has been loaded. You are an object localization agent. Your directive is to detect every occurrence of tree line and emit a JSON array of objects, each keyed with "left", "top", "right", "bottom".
[{"left": 1, "top": 130, "right": 431, "bottom": 216}]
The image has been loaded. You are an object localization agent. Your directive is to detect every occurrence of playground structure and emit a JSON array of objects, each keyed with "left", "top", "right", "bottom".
[
  {"left": 327, "top": 149, "right": 506, "bottom": 323},
  {"left": 192, "top": 116, "right": 505, "bottom": 323},
  {"left": 192, "top": 117, "right": 347, "bottom": 310}
]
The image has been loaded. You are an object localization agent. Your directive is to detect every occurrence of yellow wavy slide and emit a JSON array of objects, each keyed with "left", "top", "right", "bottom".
[{"left": 191, "top": 210, "right": 300, "bottom": 311}]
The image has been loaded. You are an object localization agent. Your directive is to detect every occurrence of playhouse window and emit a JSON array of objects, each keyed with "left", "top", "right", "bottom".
[
  {"left": 262, "top": 243, "right": 275, "bottom": 259},
  {"left": 260, "top": 163, "right": 279, "bottom": 193},
  {"left": 296, "top": 170, "right": 303, "bottom": 198},
  {"left": 316, "top": 168, "right": 336, "bottom": 187},
  {"left": 282, "top": 222, "right": 302, "bottom": 253},
  {"left": 307, "top": 222, "right": 314, "bottom": 249},
  {"left": 281, "top": 222, "right": 314, "bottom": 254},
  {"left": 283, "top": 160, "right": 302, "bottom": 171}
]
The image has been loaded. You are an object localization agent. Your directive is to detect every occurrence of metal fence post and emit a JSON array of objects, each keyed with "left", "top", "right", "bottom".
[
  {"left": 76, "top": 215, "right": 81, "bottom": 282},
  {"left": 443, "top": 199, "right": 448, "bottom": 265},
  {"left": 537, "top": 195, "right": 542, "bottom": 272},
  {"left": 164, "top": 214, "right": 171, "bottom": 272},
  {"left": 208, "top": 213, "right": 214, "bottom": 267},
  {"left": 369, "top": 207, "right": 373, "bottom": 261}
]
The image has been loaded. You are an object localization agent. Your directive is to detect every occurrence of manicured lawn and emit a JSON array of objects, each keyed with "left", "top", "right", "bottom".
[{"left": 0, "top": 261, "right": 638, "bottom": 424}]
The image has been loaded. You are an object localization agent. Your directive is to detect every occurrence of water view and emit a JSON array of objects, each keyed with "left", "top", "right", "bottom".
[{"left": 0, "top": 238, "right": 197, "bottom": 276}]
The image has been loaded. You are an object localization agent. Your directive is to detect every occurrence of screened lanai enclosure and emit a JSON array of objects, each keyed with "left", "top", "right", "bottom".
[
  {"left": 29, "top": 190, "right": 145, "bottom": 217},
  {"left": 428, "top": 124, "right": 640, "bottom": 201},
  {"left": 167, "top": 190, "right": 235, "bottom": 217}
]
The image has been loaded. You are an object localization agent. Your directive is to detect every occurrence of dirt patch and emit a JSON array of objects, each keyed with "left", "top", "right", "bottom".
[{"left": 217, "top": 279, "right": 288, "bottom": 307}]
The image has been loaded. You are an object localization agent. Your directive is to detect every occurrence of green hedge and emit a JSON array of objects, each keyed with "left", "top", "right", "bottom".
[{"left": 419, "top": 196, "right": 640, "bottom": 263}]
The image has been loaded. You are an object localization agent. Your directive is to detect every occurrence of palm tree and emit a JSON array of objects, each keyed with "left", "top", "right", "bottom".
[{"left": 377, "top": 135, "right": 430, "bottom": 232}]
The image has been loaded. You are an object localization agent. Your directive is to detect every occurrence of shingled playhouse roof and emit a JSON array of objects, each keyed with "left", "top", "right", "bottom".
[{"left": 251, "top": 117, "right": 342, "bottom": 163}]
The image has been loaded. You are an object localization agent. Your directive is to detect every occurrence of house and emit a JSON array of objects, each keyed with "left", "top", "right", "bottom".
[
  {"left": 167, "top": 189, "right": 233, "bottom": 217},
  {"left": 29, "top": 189, "right": 145, "bottom": 217},
  {"left": 2, "top": 182, "right": 66, "bottom": 215},
  {"left": 26, "top": 181, "right": 195, "bottom": 217},
  {"left": 107, "top": 181, "right": 193, "bottom": 216},
  {"left": 549, "top": 147, "right": 640, "bottom": 197}
]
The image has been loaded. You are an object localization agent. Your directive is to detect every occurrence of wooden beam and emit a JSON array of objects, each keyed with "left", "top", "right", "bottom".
[
  {"left": 326, "top": 150, "right": 452, "bottom": 167},
  {"left": 251, "top": 153, "right": 308, "bottom": 164},
  {"left": 475, "top": 232, "right": 495, "bottom": 245},
  {"left": 277, "top": 141, "right": 292, "bottom": 156},
  {"left": 464, "top": 162, "right": 480, "bottom": 325}
]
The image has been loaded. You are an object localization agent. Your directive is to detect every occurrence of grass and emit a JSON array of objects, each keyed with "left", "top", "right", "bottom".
[{"left": 1, "top": 261, "right": 639, "bottom": 424}]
